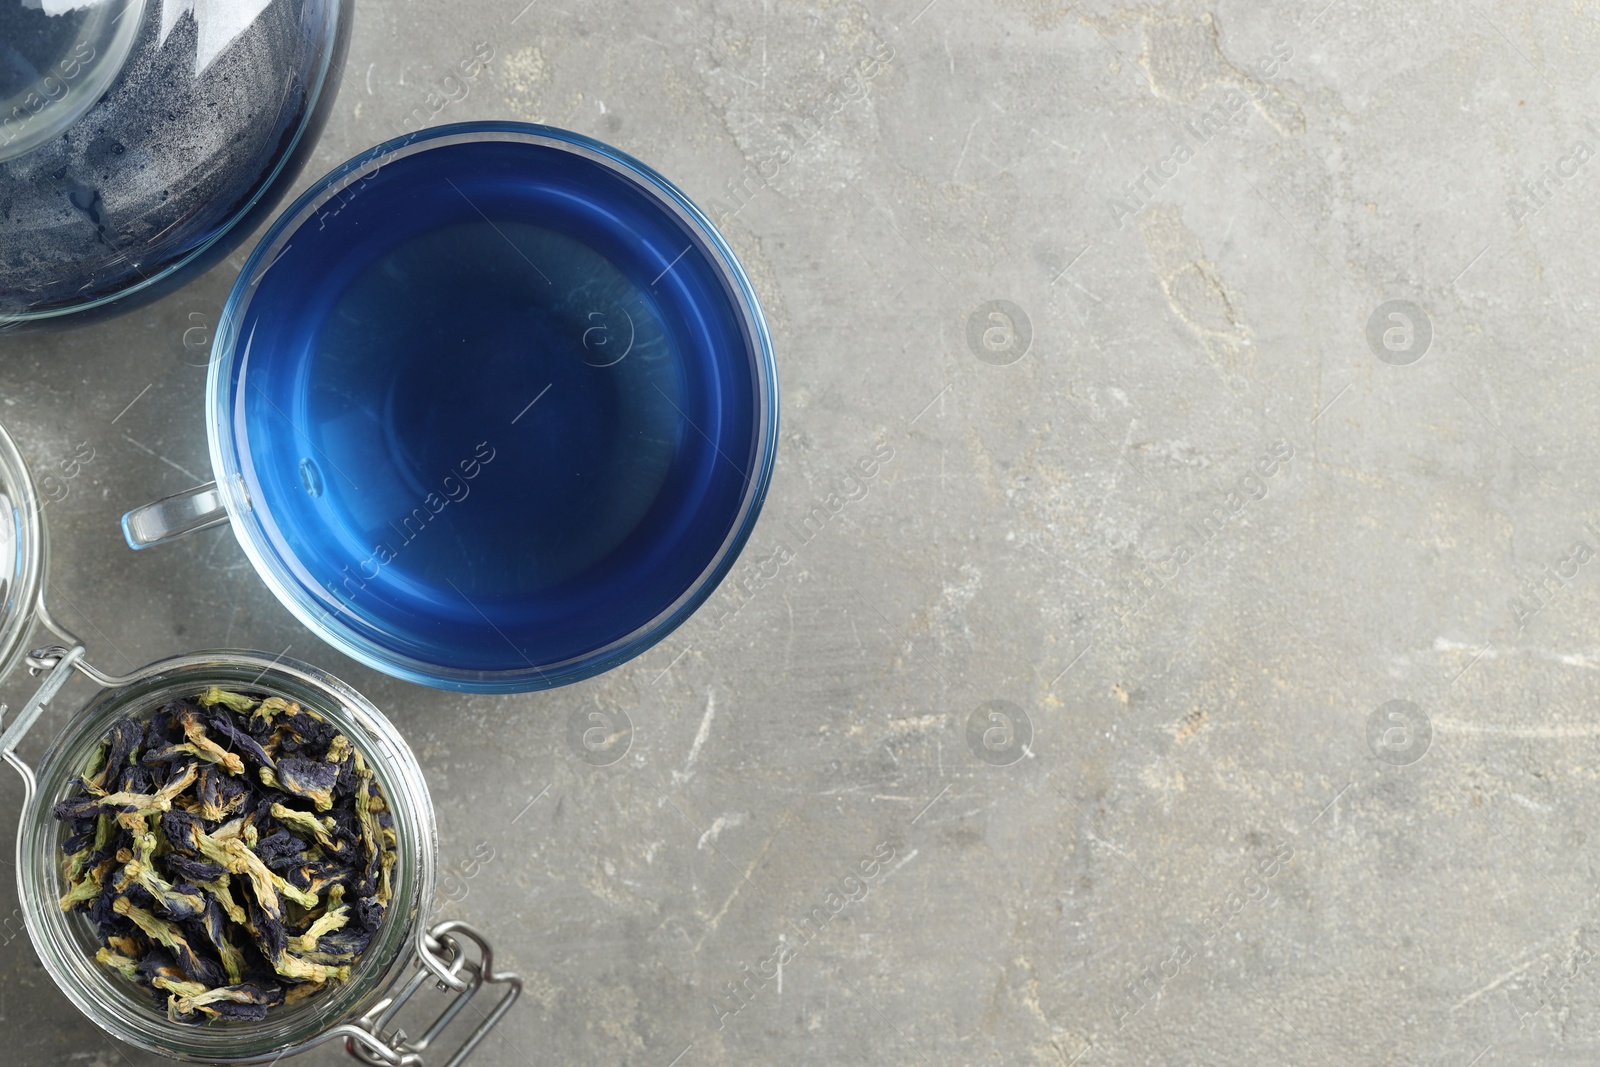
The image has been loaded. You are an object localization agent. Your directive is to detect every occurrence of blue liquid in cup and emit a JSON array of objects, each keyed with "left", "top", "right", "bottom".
[{"left": 227, "top": 133, "right": 766, "bottom": 684}]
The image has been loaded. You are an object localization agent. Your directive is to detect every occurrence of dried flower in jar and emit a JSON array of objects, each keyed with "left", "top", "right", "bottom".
[{"left": 54, "top": 687, "right": 399, "bottom": 1023}]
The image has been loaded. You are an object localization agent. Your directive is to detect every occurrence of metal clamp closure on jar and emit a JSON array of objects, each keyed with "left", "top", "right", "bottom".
[{"left": 1, "top": 592, "right": 521, "bottom": 1066}]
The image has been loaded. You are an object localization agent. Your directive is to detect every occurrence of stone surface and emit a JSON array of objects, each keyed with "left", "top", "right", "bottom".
[{"left": 3, "top": 0, "right": 1599, "bottom": 1063}]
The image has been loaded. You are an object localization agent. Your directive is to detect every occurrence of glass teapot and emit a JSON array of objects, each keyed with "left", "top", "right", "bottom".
[{"left": 0, "top": 0, "right": 352, "bottom": 330}]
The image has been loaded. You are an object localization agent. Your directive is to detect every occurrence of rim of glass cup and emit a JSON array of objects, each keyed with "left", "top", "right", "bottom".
[
  {"left": 4, "top": 0, "right": 344, "bottom": 327},
  {"left": 0, "top": 419, "right": 46, "bottom": 686},
  {"left": 16, "top": 651, "right": 437, "bottom": 1062},
  {"left": 207, "top": 121, "right": 780, "bottom": 693}
]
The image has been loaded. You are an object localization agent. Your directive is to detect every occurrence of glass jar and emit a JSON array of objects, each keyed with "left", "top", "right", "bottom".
[
  {"left": 0, "top": 419, "right": 518, "bottom": 1063},
  {"left": 0, "top": 416, "right": 46, "bottom": 684}
]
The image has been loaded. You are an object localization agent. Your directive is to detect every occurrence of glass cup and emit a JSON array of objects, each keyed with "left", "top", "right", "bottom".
[{"left": 123, "top": 122, "right": 780, "bottom": 694}]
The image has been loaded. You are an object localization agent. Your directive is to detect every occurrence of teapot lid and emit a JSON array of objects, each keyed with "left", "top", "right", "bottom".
[{"left": 0, "top": 419, "right": 45, "bottom": 686}]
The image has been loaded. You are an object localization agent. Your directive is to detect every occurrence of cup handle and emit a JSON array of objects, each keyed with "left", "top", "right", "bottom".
[{"left": 121, "top": 481, "right": 230, "bottom": 550}]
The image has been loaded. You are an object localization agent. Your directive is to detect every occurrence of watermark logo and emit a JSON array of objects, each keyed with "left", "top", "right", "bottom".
[
  {"left": 396, "top": 42, "right": 496, "bottom": 133},
  {"left": 1507, "top": 122, "right": 1600, "bottom": 227},
  {"left": 713, "top": 36, "right": 895, "bottom": 226},
  {"left": 581, "top": 309, "right": 635, "bottom": 367},
  {"left": 329, "top": 441, "right": 498, "bottom": 602},
  {"left": 705, "top": 439, "right": 895, "bottom": 632},
  {"left": 35, "top": 440, "right": 95, "bottom": 507},
  {"left": 710, "top": 839, "right": 895, "bottom": 1030},
  {"left": 966, "top": 700, "right": 1033, "bottom": 766},
  {"left": 966, "top": 300, "right": 1032, "bottom": 366},
  {"left": 1365, "top": 300, "right": 1431, "bottom": 366},
  {"left": 178, "top": 311, "right": 213, "bottom": 368},
  {"left": 1507, "top": 521, "right": 1600, "bottom": 632},
  {"left": 0, "top": 40, "right": 94, "bottom": 153},
  {"left": 1367, "top": 699, "right": 1431, "bottom": 766},
  {"left": 433, "top": 840, "right": 495, "bottom": 909},
  {"left": 568, "top": 706, "right": 634, "bottom": 767},
  {"left": 1113, "top": 438, "right": 1295, "bottom": 619},
  {"left": 1107, "top": 40, "right": 1293, "bottom": 229},
  {"left": 0, "top": 907, "right": 23, "bottom": 949},
  {"left": 1112, "top": 841, "right": 1293, "bottom": 1030}
]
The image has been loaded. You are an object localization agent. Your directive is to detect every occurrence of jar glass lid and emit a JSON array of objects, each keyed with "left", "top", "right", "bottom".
[
  {"left": 0, "top": 418, "right": 45, "bottom": 686},
  {"left": 0, "top": 0, "right": 147, "bottom": 165}
]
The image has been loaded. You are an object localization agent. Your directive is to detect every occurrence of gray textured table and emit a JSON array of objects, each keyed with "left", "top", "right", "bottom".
[{"left": 4, "top": 0, "right": 1597, "bottom": 1063}]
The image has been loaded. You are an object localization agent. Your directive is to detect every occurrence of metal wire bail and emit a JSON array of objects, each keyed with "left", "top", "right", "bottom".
[{"left": 345, "top": 919, "right": 523, "bottom": 1067}]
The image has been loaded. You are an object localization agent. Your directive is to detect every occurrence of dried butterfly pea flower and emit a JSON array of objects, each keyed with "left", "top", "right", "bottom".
[
  {"left": 266, "top": 803, "right": 347, "bottom": 856},
  {"left": 109, "top": 834, "right": 206, "bottom": 921},
  {"left": 57, "top": 687, "right": 401, "bottom": 1025},
  {"left": 60, "top": 819, "right": 99, "bottom": 856},
  {"left": 353, "top": 776, "right": 380, "bottom": 873},
  {"left": 181, "top": 708, "right": 248, "bottom": 774},
  {"left": 281, "top": 861, "right": 343, "bottom": 896},
  {"left": 175, "top": 982, "right": 284, "bottom": 1023},
  {"left": 376, "top": 826, "right": 398, "bottom": 906},
  {"left": 254, "top": 827, "right": 310, "bottom": 870},
  {"left": 352, "top": 896, "right": 385, "bottom": 934},
  {"left": 62, "top": 812, "right": 116, "bottom": 884},
  {"left": 59, "top": 858, "right": 116, "bottom": 910},
  {"left": 152, "top": 970, "right": 209, "bottom": 1001},
  {"left": 280, "top": 711, "right": 334, "bottom": 750},
  {"left": 88, "top": 813, "right": 125, "bottom": 858},
  {"left": 192, "top": 874, "right": 249, "bottom": 926},
  {"left": 195, "top": 765, "right": 249, "bottom": 822},
  {"left": 85, "top": 719, "right": 145, "bottom": 796},
  {"left": 113, "top": 898, "right": 225, "bottom": 988},
  {"left": 198, "top": 688, "right": 257, "bottom": 715},
  {"left": 287, "top": 885, "right": 348, "bottom": 954},
  {"left": 193, "top": 829, "right": 319, "bottom": 921},
  {"left": 281, "top": 981, "right": 327, "bottom": 1007},
  {"left": 199, "top": 711, "right": 277, "bottom": 770},
  {"left": 165, "top": 977, "right": 282, "bottom": 1024},
  {"left": 94, "top": 946, "right": 142, "bottom": 981},
  {"left": 56, "top": 792, "right": 158, "bottom": 820},
  {"left": 188, "top": 898, "right": 247, "bottom": 985},
  {"left": 238, "top": 896, "right": 349, "bottom": 984},
  {"left": 325, "top": 734, "right": 353, "bottom": 766},
  {"left": 78, "top": 739, "right": 109, "bottom": 790},
  {"left": 262, "top": 757, "right": 338, "bottom": 811},
  {"left": 248, "top": 696, "right": 298, "bottom": 736},
  {"left": 106, "top": 934, "right": 143, "bottom": 957},
  {"left": 138, "top": 949, "right": 214, "bottom": 1018},
  {"left": 55, "top": 760, "right": 197, "bottom": 820},
  {"left": 242, "top": 888, "right": 287, "bottom": 960},
  {"left": 134, "top": 947, "right": 178, "bottom": 984},
  {"left": 159, "top": 808, "right": 205, "bottom": 852},
  {"left": 208, "top": 813, "right": 254, "bottom": 842},
  {"left": 86, "top": 880, "right": 133, "bottom": 937},
  {"left": 143, "top": 740, "right": 242, "bottom": 776},
  {"left": 260, "top": 948, "right": 350, "bottom": 985},
  {"left": 296, "top": 924, "right": 373, "bottom": 965}
]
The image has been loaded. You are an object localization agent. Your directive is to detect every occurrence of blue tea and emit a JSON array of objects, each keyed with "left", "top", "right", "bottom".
[{"left": 226, "top": 132, "right": 768, "bottom": 685}]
